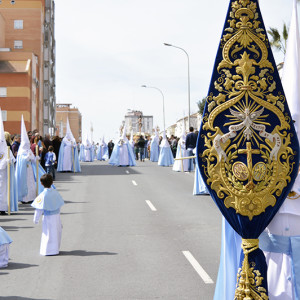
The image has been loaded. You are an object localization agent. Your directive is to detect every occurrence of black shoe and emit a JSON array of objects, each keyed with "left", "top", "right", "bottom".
[{"left": 0, "top": 211, "right": 7, "bottom": 215}]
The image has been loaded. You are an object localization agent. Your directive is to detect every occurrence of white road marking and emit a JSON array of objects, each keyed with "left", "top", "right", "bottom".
[
  {"left": 182, "top": 251, "right": 214, "bottom": 284},
  {"left": 132, "top": 180, "right": 137, "bottom": 186},
  {"left": 145, "top": 200, "right": 157, "bottom": 211},
  {"left": 125, "top": 170, "right": 130, "bottom": 174}
]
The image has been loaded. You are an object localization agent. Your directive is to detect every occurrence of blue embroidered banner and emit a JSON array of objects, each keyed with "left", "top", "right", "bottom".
[{"left": 196, "top": 0, "right": 300, "bottom": 298}]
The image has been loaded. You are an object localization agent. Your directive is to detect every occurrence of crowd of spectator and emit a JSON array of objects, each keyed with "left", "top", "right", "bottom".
[{"left": 4, "top": 130, "right": 63, "bottom": 175}]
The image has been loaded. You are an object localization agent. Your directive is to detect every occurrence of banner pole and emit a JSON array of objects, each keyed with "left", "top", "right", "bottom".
[
  {"left": 175, "top": 155, "right": 196, "bottom": 161},
  {"left": 7, "top": 146, "right": 11, "bottom": 216},
  {"left": 179, "top": 144, "right": 184, "bottom": 172},
  {"left": 36, "top": 145, "right": 39, "bottom": 197},
  {"left": 72, "top": 143, "right": 75, "bottom": 173}
]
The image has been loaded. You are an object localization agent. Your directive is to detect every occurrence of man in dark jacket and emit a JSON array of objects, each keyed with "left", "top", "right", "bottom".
[
  {"left": 185, "top": 127, "right": 198, "bottom": 171},
  {"left": 137, "top": 135, "right": 146, "bottom": 161},
  {"left": 108, "top": 140, "right": 115, "bottom": 158}
]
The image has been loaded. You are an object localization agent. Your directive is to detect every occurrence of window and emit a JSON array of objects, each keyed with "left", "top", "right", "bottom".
[
  {"left": 14, "top": 40, "right": 23, "bottom": 49},
  {"left": 0, "top": 87, "right": 7, "bottom": 97},
  {"left": 1, "top": 111, "right": 7, "bottom": 121},
  {"left": 14, "top": 20, "right": 23, "bottom": 29}
]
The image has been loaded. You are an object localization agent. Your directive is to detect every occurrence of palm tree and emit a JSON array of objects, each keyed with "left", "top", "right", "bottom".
[
  {"left": 197, "top": 97, "right": 207, "bottom": 116},
  {"left": 267, "top": 23, "right": 289, "bottom": 54}
]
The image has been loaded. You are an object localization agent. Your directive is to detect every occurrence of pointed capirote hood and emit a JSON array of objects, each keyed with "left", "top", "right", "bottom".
[
  {"left": 101, "top": 135, "right": 106, "bottom": 146},
  {"left": 121, "top": 126, "right": 128, "bottom": 142},
  {"left": 18, "top": 115, "right": 32, "bottom": 156},
  {"left": 160, "top": 130, "right": 170, "bottom": 148},
  {"left": 151, "top": 127, "right": 159, "bottom": 144},
  {"left": 85, "top": 136, "right": 91, "bottom": 147},
  {"left": 181, "top": 119, "right": 186, "bottom": 140},
  {"left": 130, "top": 130, "right": 134, "bottom": 143},
  {"left": 282, "top": 0, "right": 300, "bottom": 139},
  {"left": 63, "top": 118, "right": 76, "bottom": 144},
  {"left": 179, "top": 119, "right": 186, "bottom": 146}
]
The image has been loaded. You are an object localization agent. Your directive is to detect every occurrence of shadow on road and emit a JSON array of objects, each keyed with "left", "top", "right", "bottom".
[
  {"left": 59, "top": 250, "right": 118, "bottom": 256},
  {"left": 5, "top": 262, "right": 39, "bottom": 271},
  {"left": 64, "top": 200, "right": 89, "bottom": 204},
  {"left": 80, "top": 164, "right": 141, "bottom": 176},
  {"left": 0, "top": 297, "right": 51, "bottom": 300},
  {"left": 2, "top": 226, "right": 34, "bottom": 232},
  {"left": 0, "top": 218, "right": 26, "bottom": 223}
]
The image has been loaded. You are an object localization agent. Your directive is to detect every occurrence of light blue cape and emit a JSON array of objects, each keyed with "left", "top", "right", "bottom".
[
  {"left": 158, "top": 147, "right": 174, "bottom": 166},
  {"left": 193, "top": 162, "right": 209, "bottom": 195},
  {"left": 97, "top": 145, "right": 108, "bottom": 161},
  {"left": 150, "top": 140, "right": 159, "bottom": 162},
  {"left": 109, "top": 143, "right": 136, "bottom": 166},
  {"left": 31, "top": 188, "right": 64, "bottom": 211},
  {"left": 15, "top": 155, "right": 46, "bottom": 202},
  {"left": 79, "top": 144, "right": 85, "bottom": 161},
  {"left": 0, "top": 227, "right": 12, "bottom": 245},
  {"left": 214, "top": 218, "right": 241, "bottom": 300},
  {"left": 8, "top": 163, "right": 18, "bottom": 211}
]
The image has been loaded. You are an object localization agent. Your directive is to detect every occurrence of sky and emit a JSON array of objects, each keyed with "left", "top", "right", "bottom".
[{"left": 55, "top": 0, "right": 295, "bottom": 142}]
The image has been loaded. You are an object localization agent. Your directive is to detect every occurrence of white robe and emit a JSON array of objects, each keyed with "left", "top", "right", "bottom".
[
  {"left": 22, "top": 163, "right": 36, "bottom": 203},
  {"left": 34, "top": 209, "right": 62, "bottom": 256},
  {"left": 63, "top": 143, "right": 73, "bottom": 171},
  {"left": 263, "top": 199, "right": 300, "bottom": 300},
  {"left": 84, "top": 147, "right": 92, "bottom": 162},
  {"left": 172, "top": 142, "right": 189, "bottom": 172},
  {"left": 119, "top": 145, "right": 129, "bottom": 166}
]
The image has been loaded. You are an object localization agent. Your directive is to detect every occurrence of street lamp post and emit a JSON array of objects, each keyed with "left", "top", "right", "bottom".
[
  {"left": 141, "top": 85, "right": 165, "bottom": 132},
  {"left": 164, "top": 43, "right": 191, "bottom": 129}
]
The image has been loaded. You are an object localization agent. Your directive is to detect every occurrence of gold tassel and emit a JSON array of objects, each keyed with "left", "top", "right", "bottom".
[{"left": 235, "top": 238, "right": 268, "bottom": 300}]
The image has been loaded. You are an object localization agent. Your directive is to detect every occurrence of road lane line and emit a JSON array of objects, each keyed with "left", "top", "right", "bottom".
[
  {"left": 182, "top": 251, "right": 214, "bottom": 284},
  {"left": 145, "top": 200, "right": 157, "bottom": 211},
  {"left": 132, "top": 180, "right": 137, "bottom": 186},
  {"left": 126, "top": 170, "right": 130, "bottom": 174}
]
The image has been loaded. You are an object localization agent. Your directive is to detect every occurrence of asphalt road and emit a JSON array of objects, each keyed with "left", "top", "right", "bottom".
[{"left": 0, "top": 160, "right": 222, "bottom": 300}]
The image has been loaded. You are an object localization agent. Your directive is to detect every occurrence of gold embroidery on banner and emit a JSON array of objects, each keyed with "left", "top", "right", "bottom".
[
  {"left": 201, "top": 0, "right": 295, "bottom": 224},
  {"left": 198, "top": 1, "right": 299, "bottom": 298},
  {"left": 235, "top": 239, "right": 268, "bottom": 300}
]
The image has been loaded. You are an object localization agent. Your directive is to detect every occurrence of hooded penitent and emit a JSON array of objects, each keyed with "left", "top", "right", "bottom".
[
  {"left": 150, "top": 127, "right": 160, "bottom": 162},
  {"left": 97, "top": 136, "right": 108, "bottom": 161},
  {"left": 109, "top": 126, "right": 136, "bottom": 166},
  {"left": 16, "top": 115, "right": 45, "bottom": 202},
  {"left": 0, "top": 108, "right": 18, "bottom": 212},
  {"left": 173, "top": 120, "right": 188, "bottom": 172},
  {"left": 57, "top": 118, "right": 81, "bottom": 172},
  {"left": 258, "top": 1, "right": 300, "bottom": 299},
  {"left": 158, "top": 131, "right": 174, "bottom": 167}
]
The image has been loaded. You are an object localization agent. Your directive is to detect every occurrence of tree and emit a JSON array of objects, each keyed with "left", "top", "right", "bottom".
[
  {"left": 197, "top": 97, "right": 207, "bottom": 116},
  {"left": 267, "top": 23, "right": 289, "bottom": 54}
]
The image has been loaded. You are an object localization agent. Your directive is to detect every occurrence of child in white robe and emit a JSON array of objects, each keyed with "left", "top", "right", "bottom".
[{"left": 32, "top": 174, "right": 64, "bottom": 256}]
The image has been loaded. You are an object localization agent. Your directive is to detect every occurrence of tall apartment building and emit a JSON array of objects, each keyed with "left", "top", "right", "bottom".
[
  {"left": 124, "top": 109, "right": 153, "bottom": 135},
  {"left": 0, "top": 0, "right": 56, "bottom": 135},
  {"left": 56, "top": 103, "right": 82, "bottom": 142}
]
